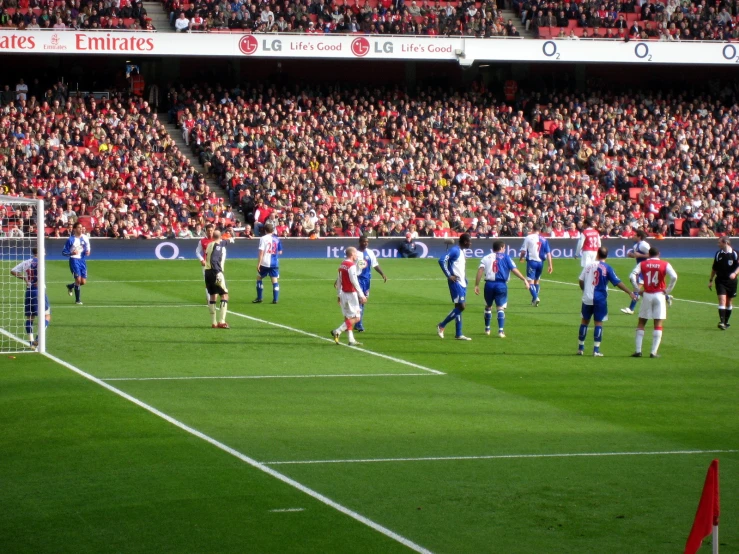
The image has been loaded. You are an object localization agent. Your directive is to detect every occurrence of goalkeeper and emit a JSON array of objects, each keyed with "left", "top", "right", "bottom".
[
  {"left": 10, "top": 247, "right": 50, "bottom": 347},
  {"left": 204, "top": 230, "right": 230, "bottom": 329}
]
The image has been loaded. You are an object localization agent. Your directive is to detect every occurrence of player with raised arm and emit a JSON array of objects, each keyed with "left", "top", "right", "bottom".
[
  {"left": 195, "top": 223, "right": 215, "bottom": 302},
  {"left": 10, "top": 247, "right": 50, "bottom": 347},
  {"left": 437, "top": 233, "right": 472, "bottom": 340},
  {"left": 709, "top": 236, "right": 738, "bottom": 330},
  {"left": 575, "top": 218, "right": 601, "bottom": 268},
  {"left": 355, "top": 235, "right": 387, "bottom": 333},
  {"left": 254, "top": 223, "right": 283, "bottom": 304},
  {"left": 629, "top": 246, "right": 678, "bottom": 358},
  {"left": 577, "top": 247, "right": 637, "bottom": 356},
  {"left": 474, "top": 240, "right": 530, "bottom": 338},
  {"left": 62, "top": 221, "right": 90, "bottom": 305},
  {"left": 204, "top": 230, "right": 230, "bottom": 329},
  {"left": 331, "top": 246, "right": 366, "bottom": 346},
  {"left": 621, "top": 229, "right": 651, "bottom": 315},
  {"left": 519, "top": 224, "right": 553, "bottom": 307}
]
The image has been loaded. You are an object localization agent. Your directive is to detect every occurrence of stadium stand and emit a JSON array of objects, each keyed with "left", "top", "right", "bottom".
[{"left": 0, "top": 0, "right": 154, "bottom": 30}]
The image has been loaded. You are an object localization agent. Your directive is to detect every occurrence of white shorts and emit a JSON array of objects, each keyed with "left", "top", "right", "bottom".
[
  {"left": 639, "top": 292, "right": 667, "bottom": 320},
  {"left": 580, "top": 250, "right": 597, "bottom": 267},
  {"left": 339, "top": 291, "right": 361, "bottom": 319}
]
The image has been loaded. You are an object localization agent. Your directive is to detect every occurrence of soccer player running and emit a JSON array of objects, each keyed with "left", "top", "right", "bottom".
[
  {"left": 254, "top": 223, "right": 282, "bottom": 304},
  {"left": 62, "top": 221, "right": 90, "bottom": 305},
  {"left": 578, "top": 246, "right": 637, "bottom": 356},
  {"left": 438, "top": 233, "right": 472, "bottom": 340},
  {"left": 195, "top": 223, "right": 215, "bottom": 302},
  {"left": 11, "top": 247, "right": 50, "bottom": 347},
  {"left": 575, "top": 218, "right": 601, "bottom": 268},
  {"left": 355, "top": 235, "right": 387, "bottom": 333},
  {"left": 708, "top": 236, "right": 738, "bottom": 330},
  {"left": 519, "top": 224, "right": 553, "bottom": 307},
  {"left": 331, "top": 246, "right": 366, "bottom": 346},
  {"left": 204, "top": 230, "right": 230, "bottom": 329},
  {"left": 621, "top": 229, "right": 651, "bottom": 315},
  {"left": 629, "top": 246, "right": 678, "bottom": 358},
  {"left": 474, "top": 240, "right": 530, "bottom": 338}
]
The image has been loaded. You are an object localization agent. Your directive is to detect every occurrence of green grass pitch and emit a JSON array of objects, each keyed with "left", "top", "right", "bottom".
[{"left": 0, "top": 255, "right": 736, "bottom": 553}]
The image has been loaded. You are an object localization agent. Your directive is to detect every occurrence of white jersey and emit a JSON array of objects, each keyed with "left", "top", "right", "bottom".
[
  {"left": 579, "top": 262, "right": 599, "bottom": 305},
  {"left": 520, "top": 233, "right": 542, "bottom": 262},
  {"left": 258, "top": 233, "right": 281, "bottom": 268},
  {"left": 633, "top": 240, "right": 650, "bottom": 261},
  {"left": 66, "top": 234, "right": 91, "bottom": 258}
]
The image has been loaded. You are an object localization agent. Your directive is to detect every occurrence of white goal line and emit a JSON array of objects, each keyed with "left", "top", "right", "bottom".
[
  {"left": 264, "top": 448, "right": 739, "bottom": 466},
  {"left": 102, "top": 373, "right": 437, "bottom": 382}
]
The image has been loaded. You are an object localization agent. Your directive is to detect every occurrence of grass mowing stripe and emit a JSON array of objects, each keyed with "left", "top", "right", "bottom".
[
  {"left": 227, "top": 309, "right": 446, "bottom": 376},
  {"left": 102, "top": 373, "right": 438, "bottom": 381},
  {"left": 265, "top": 449, "right": 739, "bottom": 465},
  {"left": 40, "top": 350, "right": 435, "bottom": 554}
]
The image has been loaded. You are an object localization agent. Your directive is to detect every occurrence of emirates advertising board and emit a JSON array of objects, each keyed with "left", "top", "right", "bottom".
[{"left": 2, "top": 29, "right": 739, "bottom": 64}]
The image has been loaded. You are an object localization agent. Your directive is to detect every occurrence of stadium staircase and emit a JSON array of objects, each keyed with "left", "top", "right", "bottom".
[
  {"left": 500, "top": 9, "right": 537, "bottom": 39},
  {"left": 143, "top": 2, "right": 172, "bottom": 31},
  {"left": 163, "top": 121, "right": 246, "bottom": 224}
]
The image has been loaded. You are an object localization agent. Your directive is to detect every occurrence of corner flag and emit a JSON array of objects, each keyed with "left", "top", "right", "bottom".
[{"left": 684, "top": 459, "right": 720, "bottom": 554}]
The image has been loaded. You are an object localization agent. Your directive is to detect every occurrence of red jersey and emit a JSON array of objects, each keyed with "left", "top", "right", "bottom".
[
  {"left": 199, "top": 237, "right": 213, "bottom": 260},
  {"left": 338, "top": 260, "right": 359, "bottom": 293},
  {"left": 581, "top": 228, "right": 601, "bottom": 251},
  {"left": 550, "top": 229, "right": 566, "bottom": 238},
  {"left": 638, "top": 258, "right": 674, "bottom": 293}
]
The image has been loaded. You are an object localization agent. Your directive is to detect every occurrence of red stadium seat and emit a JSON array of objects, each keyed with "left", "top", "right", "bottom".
[
  {"left": 673, "top": 218, "right": 684, "bottom": 235},
  {"left": 689, "top": 228, "right": 700, "bottom": 237}
]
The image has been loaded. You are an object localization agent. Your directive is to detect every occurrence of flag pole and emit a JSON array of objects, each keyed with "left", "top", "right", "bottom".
[{"left": 712, "top": 525, "right": 718, "bottom": 554}]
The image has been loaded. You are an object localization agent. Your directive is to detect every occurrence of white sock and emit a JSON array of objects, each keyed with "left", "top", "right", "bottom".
[
  {"left": 652, "top": 329, "right": 663, "bottom": 355},
  {"left": 347, "top": 330, "right": 355, "bottom": 342},
  {"left": 338, "top": 322, "right": 347, "bottom": 333},
  {"left": 219, "top": 301, "right": 228, "bottom": 324},
  {"left": 209, "top": 303, "right": 217, "bottom": 326},
  {"left": 635, "top": 329, "right": 644, "bottom": 353}
]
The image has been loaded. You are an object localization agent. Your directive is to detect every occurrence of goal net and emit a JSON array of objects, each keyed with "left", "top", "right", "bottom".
[{"left": 0, "top": 196, "right": 46, "bottom": 354}]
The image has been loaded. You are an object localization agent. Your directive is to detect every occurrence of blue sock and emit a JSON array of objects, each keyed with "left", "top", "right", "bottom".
[
  {"left": 535, "top": 284, "right": 541, "bottom": 297},
  {"left": 440, "top": 308, "right": 460, "bottom": 328},
  {"left": 256, "top": 280, "right": 263, "bottom": 300},
  {"left": 358, "top": 304, "right": 365, "bottom": 329},
  {"left": 74, "top": 285, "right": 81, "bottom": 302},
  {"left": 484, "top": 309, "right": 492, "bottom": 330},
  {"left": 529, "top": 284, "right": 537, "bottom": 301},
  {"left": 45, "top": 319, "right": 49, "bottom": 328},
  {"left": 25, "top": 320, "right": 33, "bottom": 335},
  {"left": 578, "top": 324, "right": 588, "bottom": 351},
  {"left": 594, "top": 325, "right": 603, "bottom": 353},
  {"left": 629, "top": 293, "right": 639, "bottom": 311},
  {"left": 497, "top": 310, "right": 505, "bottom": 332},
  {"left": 455, "top": 314, "right": 463, "bottom": 337},
  {"left": 272, "top": 284, "right": 279, "bottom": 303}
]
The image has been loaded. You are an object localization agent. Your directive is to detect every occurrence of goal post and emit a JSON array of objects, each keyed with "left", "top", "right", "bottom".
[{"left": 0, "top": 196, "right": 46, "bottom": 354}]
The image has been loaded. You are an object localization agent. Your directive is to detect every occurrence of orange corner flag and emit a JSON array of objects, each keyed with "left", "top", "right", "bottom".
[{"left": 684, "top": 459, "right": 720, "bottom": 554}]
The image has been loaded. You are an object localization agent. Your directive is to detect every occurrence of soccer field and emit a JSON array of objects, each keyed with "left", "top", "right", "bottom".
[{"left": 1, "top": 256, "right": 736, "bottom": 553}]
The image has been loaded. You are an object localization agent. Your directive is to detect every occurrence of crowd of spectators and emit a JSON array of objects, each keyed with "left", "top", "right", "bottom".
[
  {"left": 169, "top": 79, "right": 739, "bottom": 240},
  {"left": 0, "top": 77, "right": 236, "bottom": 239},
  {"left": 0, "top": 0, "right": 153, "bottom": 31},
  {"left": 165, "top": 0, "right": 522, "bottom": 36}
]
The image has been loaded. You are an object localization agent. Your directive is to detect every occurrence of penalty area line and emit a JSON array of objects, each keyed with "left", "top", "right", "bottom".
[
  {"left": 227, "top": 310, "right": 446, "bottom": 376},
  {"left": 41, "top": 350, "right": 435, "bottom": 554},
  {"left": 264, "top": 448, "right": 739, "bottom": 466},
  {"left": 102, "top": 373, "right": 437, "bottom": 382}
]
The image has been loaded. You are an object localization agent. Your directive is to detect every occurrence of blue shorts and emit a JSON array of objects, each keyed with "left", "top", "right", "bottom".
[
  {"left": 358, "top": 279, "right": 370, "bottom": 297},
  {"left": 527, "top": 261, "right": 543, "bottom": 281},
  {"left": 25, "top": 288, "right": 50, "bottom": 317},
  {"left": 581, "top": 301, "right": 608, "bottom": 322},
  {"left": 258, "top": 266, "right": 280, "bottom": 279},
  {"left": 484, "top": 282, "right": 508, "bottom": 309},
  {"left": 69, "top": 258, "right": 87, "bottom": 279},
  {"left": 448, "top": 281, "right": 466, "bottom": 304}
]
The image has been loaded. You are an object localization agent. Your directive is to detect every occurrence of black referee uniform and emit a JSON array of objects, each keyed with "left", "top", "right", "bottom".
[
  {"left": 205, "top": 241, "right": 228, "bottom": 296},
  {"left": 711, "top": 245, "right": 738, "bottom": 328}
]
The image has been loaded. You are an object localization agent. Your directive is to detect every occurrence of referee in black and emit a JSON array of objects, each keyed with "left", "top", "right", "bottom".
[
  {"left": 708, "top": 236, "right": 738, "bottom": 330},
  {"left": 205, "top": 230, "right": 230, "bottom": 329}
]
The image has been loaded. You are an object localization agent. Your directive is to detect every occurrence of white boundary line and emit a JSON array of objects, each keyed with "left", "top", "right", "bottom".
[
  {"left": 227, "top": 310, "right": 446, "bottom": 376},
  {"left": 264, "top": 449, "right": 739, "bottom": 466},
  {"left": 41, "top": 351, "right": 434, "bottom": 554},
  {"left": 103, "top": 373, "right": 436, "bottom": 382}
]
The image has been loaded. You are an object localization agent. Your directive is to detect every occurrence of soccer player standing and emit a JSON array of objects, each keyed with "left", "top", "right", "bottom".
[
  {"left": 10, "top": 247, "right": 50, "bottom": 347},
  {"left": 621, "top": 229, "right": 651, "bottom": 315},
  {"left": 519, "top": 224, "right": 553, "bottom": 306},
  {"left": 437, "top": 233, "right": 472, "bottom": 340},
  {"left": 577, "top": 247, "right": 636, "bottom": 356},
  {"left": 62, "top": 221, "right": 90, "bottom": 305},
  {"left": 331, "top": 246, "right": 366, "bottom": 346},
  {"left": 254, "top": 223, "right": 283, "bottom": 304},
  {"left": 708, "top": 236, "right": 738, "bottom": 330},
  {"left": 575, "top": 218, "right": 601, "bottom": 268},
  {"left": 629, "top": 247, "right": 678, "bottom": 358},
  {"left": 355, "top": 235, "right": 387, "bottom": 333},
  {"left": 204, "top": 230, "right": 230, "bottom": 329},
  {"left": 474, "top": 240, "right": 530, "bottom": 338},
  {"left": 195, "top": 223, "right": 215, "bottom": 303}
]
